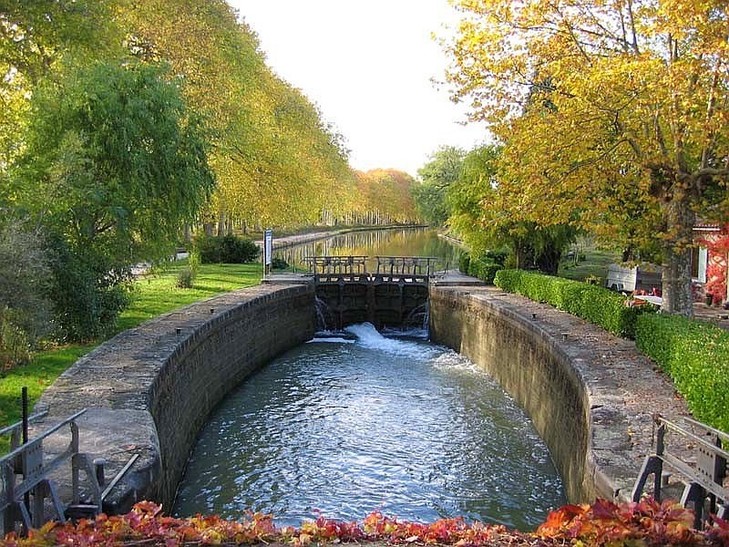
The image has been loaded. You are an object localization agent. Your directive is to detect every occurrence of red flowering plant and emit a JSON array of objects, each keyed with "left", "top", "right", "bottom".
[{"left": 697, "top": 224, "right": 729, "bottom": 306}]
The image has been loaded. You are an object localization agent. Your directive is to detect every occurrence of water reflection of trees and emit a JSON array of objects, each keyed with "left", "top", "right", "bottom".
[{"left": 275, "top": 228, "right": 461, "bottom": 272}]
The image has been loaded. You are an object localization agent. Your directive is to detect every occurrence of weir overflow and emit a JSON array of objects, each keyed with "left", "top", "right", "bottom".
[{"left": 304, "top": 255, "right": 439, "bottom": 330}]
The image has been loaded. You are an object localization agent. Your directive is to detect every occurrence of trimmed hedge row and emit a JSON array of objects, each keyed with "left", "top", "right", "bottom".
[
  {"left": 494, "top": 269, "right": 650, "bottom": 338},
  {"left": 636, "top": 313, "right": 729, "bottom": 433},
  {"left": 458, "top": 251, "right": 505, "bottom": 285},
  {"left": 492, "top": 268, "right": 729, "bottom": 432}
]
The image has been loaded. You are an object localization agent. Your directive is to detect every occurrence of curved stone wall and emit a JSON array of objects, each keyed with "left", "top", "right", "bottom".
[
  {"left": 32, "top": 276, "right": 689, "bottom": 516},
  {"left": 34, "top": 282, "right": 316, "bottom": 513},
  {"left": 429, "top": 283, "right": 689, "bottom": 504}
]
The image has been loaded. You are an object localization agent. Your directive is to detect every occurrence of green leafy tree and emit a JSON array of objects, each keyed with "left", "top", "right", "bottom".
[
  {"left": 447, "top": 145, "right": 502, "bottom": 254},
  {"left": 1, "top": 0, "right": 122, "bottom": 209},
  {"left": 412, "top": 146, "right": 465, "bottom": 226},
  {"left": 18, "top": 61, "right": 214, "bottom": 339},
  {"left": 447, "top": 145, "right": 576, "bottom": 274},
  {"left": 0, "top": 0, "right": 118, "bottom": 85}
]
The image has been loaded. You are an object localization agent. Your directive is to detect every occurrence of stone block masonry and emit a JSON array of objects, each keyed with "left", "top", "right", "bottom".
[
  {"left": 429, "top": 282, "right": 691, "bottom": 504},
  {"left": 34, "top": 282, "right": 316, "bottom": 514},
  {"left": 29, "top": 274, "right": 692, "bottom": 520}
]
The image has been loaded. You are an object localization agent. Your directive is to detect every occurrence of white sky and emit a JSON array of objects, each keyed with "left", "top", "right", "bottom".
[{"left": 227, "top": 0, "right": 490, "bottom": 177}]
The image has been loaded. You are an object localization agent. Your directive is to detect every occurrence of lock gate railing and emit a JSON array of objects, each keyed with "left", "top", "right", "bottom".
[
  {"left": 0, "top": 409, "right": 139, "bottom": 536},
  {"left": 632, "top": 415, "right": 728, "bottom": 528}
]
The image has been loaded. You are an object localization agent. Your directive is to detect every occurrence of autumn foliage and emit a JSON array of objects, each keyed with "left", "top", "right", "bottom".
[{"left": 3, "top": 498, "right": 728, "bottom": 546}]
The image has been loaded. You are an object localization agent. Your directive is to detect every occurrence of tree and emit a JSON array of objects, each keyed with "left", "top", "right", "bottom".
[
  {"left": 0, "top": 221, "right": 53, "bottom": 366},
  {"left": 0, "top": 0, "right": 118, "bottom": 86},
  {"left": 445, "top": 0, "right": 729, "bottom": 316},
  {"left": 351, "top": 169, "right": 421, "bottom": 225},
  {"left": 18, "top": 61, "right": 214, "bottom": 339},
  {"left": 412, "top": 146, "right": 465, "bottom": 226},
  {"left": 447, "top": 145, "right": 576, "bottom": 273},
  {"left": 1, "top": 0, "right": 122, "bottom": 209},
  {"left": 446, "top": 145, "right": 501, "bottom": 254},
  {"left": 114, "top": 0, "right": 355, "bottom": 232}
]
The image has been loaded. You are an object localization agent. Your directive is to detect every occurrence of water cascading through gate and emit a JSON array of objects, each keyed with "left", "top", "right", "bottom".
[{"left": 306, "top": 256, "right": 435, "bottom": 331}]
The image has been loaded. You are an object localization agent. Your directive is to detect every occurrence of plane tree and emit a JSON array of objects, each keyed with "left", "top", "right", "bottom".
[
  {"left": 445, "top": 0, "right": 729, "bottom": 315},
  {"left": 114, "top": 0, "right": 354, "bottom": 232}
]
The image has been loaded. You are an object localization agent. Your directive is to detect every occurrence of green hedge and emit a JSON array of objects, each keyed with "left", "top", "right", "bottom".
[
  {"left": 495, "top": 268, "right": 729, "bottom": 432},
  {"left": 459, "top": 251, "right": 505, "bottom": 285},
  {"left": 196, "top": 235, "right": 260, "bottom": 264},
  {"left": 494, "top": 269, "right": 650, "bottom": 338},
  {"left": 636, "top": 313, "right": 729, "bottom": 432}
]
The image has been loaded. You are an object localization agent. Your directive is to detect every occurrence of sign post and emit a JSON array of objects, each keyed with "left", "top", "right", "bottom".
[{"left": 263, "top": 228, "right": 273, "bottom": 279}]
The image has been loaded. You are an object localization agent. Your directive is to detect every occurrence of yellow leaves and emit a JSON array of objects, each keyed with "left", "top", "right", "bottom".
[{"left": 112, "top": 0, "right": 355, "bottom": 230}]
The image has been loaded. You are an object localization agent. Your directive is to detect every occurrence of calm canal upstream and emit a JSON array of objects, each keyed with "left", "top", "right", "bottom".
[
  {"left": 173, "top": 324, "right": 566, "bottom": 530},
  {"left": 273, "top": 227, "right": 461, "bottom": 271}
]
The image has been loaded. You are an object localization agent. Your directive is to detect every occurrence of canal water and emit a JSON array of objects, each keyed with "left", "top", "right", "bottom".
[
  {"left": 274, "top": 227, "right": 460, "bottom": 272},
  {"left": 173, "top": 324, "right": 566, "bottom": 529}
]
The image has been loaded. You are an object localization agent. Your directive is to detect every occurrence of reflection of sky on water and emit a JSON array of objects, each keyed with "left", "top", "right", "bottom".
[{"left": 273, "top": 228, "right": 461, "bottom": 272}]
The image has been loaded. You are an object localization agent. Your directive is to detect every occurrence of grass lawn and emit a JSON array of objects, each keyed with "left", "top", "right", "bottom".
[
  {"left": 0, "top": 261, "right": 262, "bottom": 441},
  {"left": 558, "top": 241, "right": 621, "bottom": 283}
]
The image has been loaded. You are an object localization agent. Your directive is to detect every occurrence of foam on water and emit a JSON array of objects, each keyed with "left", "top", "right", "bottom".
[
  {"left": 308, "top": 337, "right": 356, "bottom": 344},
  {"left": 344, "top": 322, "right": 436, "bottom": 358}
]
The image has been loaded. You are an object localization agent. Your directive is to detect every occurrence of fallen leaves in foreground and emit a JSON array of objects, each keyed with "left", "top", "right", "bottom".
[{"left": 3, "top": 498, "right": 728, "bottom": 546}]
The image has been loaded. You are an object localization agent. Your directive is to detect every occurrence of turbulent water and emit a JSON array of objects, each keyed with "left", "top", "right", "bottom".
[{"left": 173, "top": 324, "right": 565, "bottom": 530}]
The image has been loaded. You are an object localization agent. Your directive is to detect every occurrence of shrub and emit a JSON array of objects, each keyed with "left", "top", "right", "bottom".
[
  {"left": 0, "top": 308, "right": 32, "bottom": 368},
  {"left": 494, "top": 269, "right": 651, "bottom": 338},
  {"left": 0, "top": 223, "right": 53, "bottom": 366},
  {"left": 468, "top": 259, "right": 502, "bottom": 284},
  {"left": 459, "top": 250, "right": 506, "bottom": 284},
  {"left": 483, "top": 249, "right": 508, "bottom": 265},
  {"left": 176, "top": 267, "right": 195, "bottom": 289},
  {"left": 196, "top": 235, "right": 260, "bottom": 264},
  {"left": 271, "top": 256, "right": 289, "bottom": 270},
  {"left": 458, "top": 252, "right": 470, "bottom": 274},
  {"left": 46, "top": 237, "right": 131, "bottom": 342},
  {"left": 636, "top": 313, "right": 729, "bottom": 432}
]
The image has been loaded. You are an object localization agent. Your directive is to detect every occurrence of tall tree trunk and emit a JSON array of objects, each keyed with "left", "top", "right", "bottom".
[
  {"left": 660, "top": 199, "right": 695, "bottom": 317},
  {"left": 217, "top": 211, "right": 226, "bottom": 236}
]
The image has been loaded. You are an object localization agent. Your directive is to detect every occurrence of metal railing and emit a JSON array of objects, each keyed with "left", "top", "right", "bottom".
[
  {"left": 374, "top": 256, "right": 439, "bottom": 279},
  {"left": 0, "top": 410, "right": 139, "bottom": 535},
  {"left": 303, "top": 255, "right": 369, "bottom": 277},
  {"left": 303, "top": 255, "right": 442, "bottom": 283},
  {"left": 631, "top": 415, "right": 728, "bottom": 527}
]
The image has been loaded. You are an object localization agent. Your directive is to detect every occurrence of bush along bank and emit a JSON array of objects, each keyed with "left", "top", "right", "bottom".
[
  {"left": 459, "top": 251, "right": 507, "bottom": 285},
  {"left": 636, "top": 313, "right": 729, "bottom": 433},
  {"left": 490, "top": 268, "right": 728, "bottom": 433},
  {"left": 493, "top": 269, "right": 650, "bottom": 338}
]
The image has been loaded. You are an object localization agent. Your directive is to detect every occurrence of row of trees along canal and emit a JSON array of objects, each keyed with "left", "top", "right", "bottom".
[
  {"left": 412, "top": 0, "right": 729, "bottom": 318},
  {"left": 4, "top": 0, "right": 727, "bottom": 367},
  {"left": 0, "top": 0, "right": 421, "bottom": 365}
]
